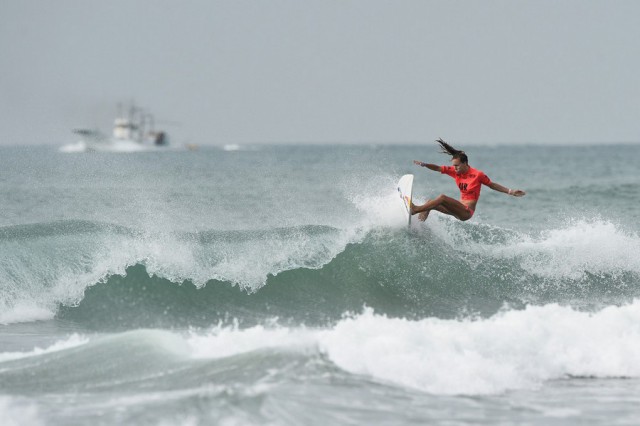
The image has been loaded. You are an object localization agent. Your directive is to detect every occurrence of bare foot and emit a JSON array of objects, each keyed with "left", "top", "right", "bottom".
[{"left": 418, "top": 210, "right": 430, "bottom": 222}]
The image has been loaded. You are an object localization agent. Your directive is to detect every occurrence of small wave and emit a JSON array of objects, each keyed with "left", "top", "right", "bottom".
[
  {"left": 0, "top": 220, "right": 134, "bottom": 241},
  {"left": 6, "top": 301, "right": 640, "bottom": 396},
  {"left": 0, "top": 330, "right": 188, "bottom": 396},
  {"left": 0, "top": 334, "right": 88, "bottom": 363},
  {"left": 188, "top": 322, "right": 316, "bottom": 360},
  {"left": 318, "top": 301, "right": 640, "bottom": 394}
]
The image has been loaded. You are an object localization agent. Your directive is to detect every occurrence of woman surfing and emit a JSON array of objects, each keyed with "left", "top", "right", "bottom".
[{"left": 411, "top": 139, "right": 526, "bottom": 222}]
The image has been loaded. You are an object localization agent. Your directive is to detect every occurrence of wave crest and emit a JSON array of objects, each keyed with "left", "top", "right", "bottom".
[{"left": 2, "top": 217, "right": 640, "bottom": 326}]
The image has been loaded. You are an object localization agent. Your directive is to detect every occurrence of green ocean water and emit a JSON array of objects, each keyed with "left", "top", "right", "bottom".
[{"left": 1, "top": 143, "right": 640, "bottom": 425}]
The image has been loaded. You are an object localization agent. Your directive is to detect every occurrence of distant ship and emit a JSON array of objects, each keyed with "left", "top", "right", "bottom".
[{"left": 63, "top": 103, "right": 173, "bottom": 153}]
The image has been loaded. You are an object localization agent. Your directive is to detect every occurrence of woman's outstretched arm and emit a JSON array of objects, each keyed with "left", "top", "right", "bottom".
[
  {"left": 488, "top": 181, "right": 526, "bottom": 197},
  {"left": 413, "top": 160, "right": 441, "bottom": 172}
]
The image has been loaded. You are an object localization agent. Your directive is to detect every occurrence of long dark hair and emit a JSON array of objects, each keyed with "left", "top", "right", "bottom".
[{"left": 436, "top": 138, "right": 468, "bottom": 164}]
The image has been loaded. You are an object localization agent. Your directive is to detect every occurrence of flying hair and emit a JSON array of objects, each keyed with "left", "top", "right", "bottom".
[{"left": 436, "top": 138, "right": 468, "bottom": 164}]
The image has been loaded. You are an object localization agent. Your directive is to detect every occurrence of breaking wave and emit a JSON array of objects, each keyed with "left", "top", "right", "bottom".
[{"left": 1, "top": 214, "right": 639, "bottom": 328}]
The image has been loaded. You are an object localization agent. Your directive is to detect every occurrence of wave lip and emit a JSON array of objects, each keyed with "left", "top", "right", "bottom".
[
  {"left": 187, "top": 323, "right": 317, "bottom": 360},
  {"left": 0, "top": 219, "right": 365, "bottom": 325},
  {"left": 0, "top": 334, "right": 88, "bottom": 363}
]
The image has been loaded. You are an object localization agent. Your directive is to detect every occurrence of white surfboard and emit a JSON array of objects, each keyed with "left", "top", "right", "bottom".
[{"left": 397, "top": 174, "right": 413, "bottom": 226}]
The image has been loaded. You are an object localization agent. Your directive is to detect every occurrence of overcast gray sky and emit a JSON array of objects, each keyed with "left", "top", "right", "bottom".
[{"left": 1, "top": 0, "right": 638, "bottom": 146}]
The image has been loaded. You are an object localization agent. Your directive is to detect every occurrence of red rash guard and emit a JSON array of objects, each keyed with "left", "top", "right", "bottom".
[{"left": 441, "top": 166, "right": 492, "bottom": 201}]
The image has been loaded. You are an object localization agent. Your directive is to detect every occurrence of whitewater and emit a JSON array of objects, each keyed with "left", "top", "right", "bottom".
[{"left": 1, "top": 143, "right": 639, "bottom": 425}]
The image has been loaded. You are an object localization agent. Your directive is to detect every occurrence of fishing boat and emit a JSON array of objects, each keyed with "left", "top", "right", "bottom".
[{"left": 65, "top": 103, "right": 170, "bottom": 152}]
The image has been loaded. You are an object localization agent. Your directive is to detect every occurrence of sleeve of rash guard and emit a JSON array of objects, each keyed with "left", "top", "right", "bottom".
[
  {"left": 481, "top": 172, "right": 492, "bottom": 185},
  {"left": 441, "top": 166, "right": 456, "bottom": 177}
]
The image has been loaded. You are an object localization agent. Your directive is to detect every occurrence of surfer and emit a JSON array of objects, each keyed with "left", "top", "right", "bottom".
[{"left": 410, "top": 139, "right": 526, "bottom": 221}]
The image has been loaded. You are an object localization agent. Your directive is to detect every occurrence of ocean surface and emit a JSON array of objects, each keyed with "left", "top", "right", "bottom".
[{"left": 1, "top": 143, "right": 640, "bottom": 425}]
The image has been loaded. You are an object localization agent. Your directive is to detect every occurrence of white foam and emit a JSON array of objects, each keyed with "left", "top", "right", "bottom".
[
  {"left": 0, "top": 396, "right": 43, "bottom": 426},
  {"left": 318, "top": 303, "right": 640, "bottom": 395},
  {"left": 182, "top": 301, "right": 640, "bottom": 396},
  {"left": 58, "top": 141, "right": 87, "bottom": 153},
  {"left": 430, "top": 218, "right": 640, "bottom": 280},
  {"left": 506, "top": 219, "right": 640, "bottom": 279},
  {"left": 0, "top": 334, "right": 89, "bottom": 363},
  {"left": 0, "top": 302, "right": 54, "bottom": 325},
  {"left": 222, "top": 144, "right": 242, "bottom": 152}
]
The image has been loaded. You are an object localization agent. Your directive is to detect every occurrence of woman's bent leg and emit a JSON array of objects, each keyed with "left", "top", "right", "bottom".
[{"left": 412, "top": 195, "right": 472, "bottom": 221}]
